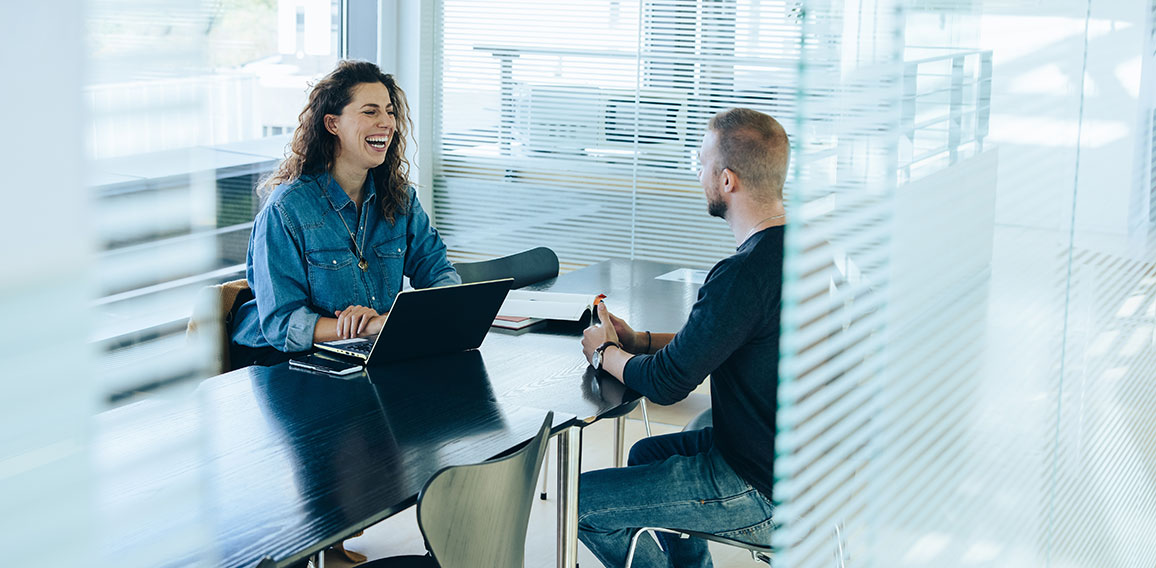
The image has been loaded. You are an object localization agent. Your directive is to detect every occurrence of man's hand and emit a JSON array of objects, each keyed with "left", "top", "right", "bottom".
[
  {"left": 582, "top": 303, "right": 622, "bottom": 365},
  {"left": 600, "top": 306, "right": 641, "bottom": 352},
  {"left": 334, "top": 305, "right": 380, "bottom": 339}
]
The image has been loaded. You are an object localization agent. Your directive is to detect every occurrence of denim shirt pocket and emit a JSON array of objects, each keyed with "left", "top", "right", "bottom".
[
  {"left": 373, "top": 236, "right": 406, "bottom": 302},
  {"left": 374, "top": 235, "right": 406, "bottom": 259},
  {"left": 305, "top": 248, "right": 360, "bottom": 314}
]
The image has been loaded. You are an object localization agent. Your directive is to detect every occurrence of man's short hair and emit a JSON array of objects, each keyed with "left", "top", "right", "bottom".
[{"left": 707, "top": 108, "right": 790, "bottom": 201}]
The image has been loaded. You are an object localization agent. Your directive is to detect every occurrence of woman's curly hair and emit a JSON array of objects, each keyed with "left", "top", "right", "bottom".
[{"left": 260, "top": 60, "right": 412, "bottom": 222}]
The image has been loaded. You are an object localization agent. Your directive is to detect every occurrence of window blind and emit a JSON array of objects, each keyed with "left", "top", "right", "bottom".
[
  {"left": 435, "top": 1, "right": 1155, "bottom": 565},
  {"left": 84, "top": 2, "right": 220, "bottom": 563},
  {"left": 432, "top": 0, "right": 803, "bottom": 271},
  {"left": 79, "top": 0, "right": 341, "bottom": 564},
  {"left": 777, "top": 1, "right": 1156, "bottom": 567}
]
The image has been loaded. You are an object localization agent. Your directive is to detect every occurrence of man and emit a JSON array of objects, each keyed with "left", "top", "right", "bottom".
[{"left": 578, "top": 107, "right": 787, "bottom": 567}]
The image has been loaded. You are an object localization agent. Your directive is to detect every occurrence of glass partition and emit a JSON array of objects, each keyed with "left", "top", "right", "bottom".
[
  {"left": 87, "top": 0, "right": 342, "bottom": 401},
  {"left": 777, "top": 1, "right": 1156, "bottom": 566}
]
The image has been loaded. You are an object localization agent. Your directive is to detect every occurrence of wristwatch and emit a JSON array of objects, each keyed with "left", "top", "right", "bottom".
[{"left": 592, "top": 341, "right": 621, "bottom": 371}]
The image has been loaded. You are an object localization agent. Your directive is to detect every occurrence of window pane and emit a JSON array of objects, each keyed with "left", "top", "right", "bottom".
[
  {"left": 88, "top": 0, "right": 341, "bottom": 401},
  {"left": 434, "top": 0, "right": 801, "bottom": 270}
]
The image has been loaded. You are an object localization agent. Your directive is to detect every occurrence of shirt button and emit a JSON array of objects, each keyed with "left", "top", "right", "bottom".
[
  {"left": 371, "top": 296, "right": 376, "bottom": 301},
  {"left": 397, "top": 248, "right": 402, "bottom": 253},
  {"left": 332, "top": 260, "right": 337, "bottom": 264}
]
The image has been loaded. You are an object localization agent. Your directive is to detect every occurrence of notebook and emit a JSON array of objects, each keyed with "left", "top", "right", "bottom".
[
  {"left": 491, "top": 290, "right": 603, "bottom": 329},
  {"left": 315, "top": 278, "right": 513, "bottom": 365}
]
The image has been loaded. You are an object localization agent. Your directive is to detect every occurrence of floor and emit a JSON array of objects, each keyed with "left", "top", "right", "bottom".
[{"left": 323, "top": 386, "right": 765, "bottom": 567}]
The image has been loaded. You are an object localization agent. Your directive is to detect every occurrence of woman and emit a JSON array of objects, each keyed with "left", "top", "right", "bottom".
[{"left": 230, "top": 60, "right": 460, "bottom": 367}]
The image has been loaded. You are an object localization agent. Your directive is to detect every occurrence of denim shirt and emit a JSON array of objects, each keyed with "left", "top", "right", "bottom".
[{"left": 231, "top": 172, "right": 460, "bottom": 352}]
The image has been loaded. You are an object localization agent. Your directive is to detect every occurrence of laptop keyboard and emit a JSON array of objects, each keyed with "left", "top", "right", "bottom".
[{"left": 346, "top": 342, "right": 372, "bottom": 354}]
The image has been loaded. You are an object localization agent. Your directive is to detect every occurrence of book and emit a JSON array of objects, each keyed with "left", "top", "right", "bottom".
[
  {"left": 492, "top": 314, "right": 546, "bottom": 330},
  {"left": 492, "top": 290, "right": 603, "bottom": 328}
]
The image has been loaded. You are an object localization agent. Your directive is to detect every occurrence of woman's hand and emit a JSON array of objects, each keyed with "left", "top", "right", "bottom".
[
  {"left": 363, "top": 313, "right": 388, "bottom": 336},
  {"left": 334, "top": 305, "right": 380, "bottom": 339}
]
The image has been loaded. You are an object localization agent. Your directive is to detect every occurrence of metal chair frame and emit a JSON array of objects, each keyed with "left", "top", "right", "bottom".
[
  {"left": 624, "top": 527, "right": 772, "bottom": 568},
  {"left": 619, "top": 407, "right": 775, "bottom": 567}
]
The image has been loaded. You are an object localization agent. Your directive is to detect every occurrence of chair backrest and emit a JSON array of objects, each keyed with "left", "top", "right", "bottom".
[
  {"left": 454, "top": 247, "right": 559, "bottom": 290},
  {"left": 187, "top": 278, "right": 252, "bottom": 373},
  {"left": 415, "top": 412, "right": 554, "bottom": 568}
]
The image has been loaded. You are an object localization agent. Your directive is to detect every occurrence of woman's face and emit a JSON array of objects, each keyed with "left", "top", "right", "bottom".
[{"left": 325, "top": 81, "right": 396, "bottom": 173}]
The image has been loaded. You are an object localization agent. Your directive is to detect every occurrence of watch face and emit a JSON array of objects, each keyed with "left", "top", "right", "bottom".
[{"left": 592, "top": 349, "right": 602, "bottom": 370}]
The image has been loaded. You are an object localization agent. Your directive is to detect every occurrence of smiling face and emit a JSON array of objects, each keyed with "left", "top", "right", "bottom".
[{"left": 325, "top": 81, "right": 396, "bottom": 174}]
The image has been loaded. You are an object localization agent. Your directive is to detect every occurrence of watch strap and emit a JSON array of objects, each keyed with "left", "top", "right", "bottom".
[
  {"left": 595, "top": 341, "right": 621, "bottom": 354},
  {"left": 594, "top": 341, "right": 621, "bottom": 370}
]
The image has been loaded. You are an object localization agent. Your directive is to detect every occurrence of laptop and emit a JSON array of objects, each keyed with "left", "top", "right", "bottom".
[{"left": 315, "top": 278, "right": 513, "bottom": 365}]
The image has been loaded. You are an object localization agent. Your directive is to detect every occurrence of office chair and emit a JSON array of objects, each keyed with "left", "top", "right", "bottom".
[
  {"left": 186, "top": 278, "right": 253, "bottom": 373},
  {"left": 453, "top": 246, "right": 560, "bottom": 289},
  {"left": 360, "top": 411, "right": 554, "bottom": 568}
]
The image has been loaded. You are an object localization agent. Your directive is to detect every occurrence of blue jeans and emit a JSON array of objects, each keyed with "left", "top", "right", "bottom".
[{"left": 578, "top": 428, "right": 775, "bottom": 568}]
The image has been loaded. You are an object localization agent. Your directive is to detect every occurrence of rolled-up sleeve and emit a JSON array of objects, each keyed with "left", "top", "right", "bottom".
[
  {"left": 403, "top": 187, "right": 461, "bottom": 288},
  {"left": 250, "top": 201, "right": 321, "bottom": 352}
]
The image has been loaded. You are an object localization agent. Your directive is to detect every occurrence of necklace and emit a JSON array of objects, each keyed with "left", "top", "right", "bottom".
[
  {"left": 742, "top": 213, "right": 786, "bottom": 243},
  {"left": 318, "top": 180, "right": 369, "bottom": 271},
  {"left": 336, "top": 209, "right": 370, "bottom": 271}
]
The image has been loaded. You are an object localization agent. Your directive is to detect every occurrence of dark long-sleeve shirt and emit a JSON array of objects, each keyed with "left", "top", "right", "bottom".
[{"left": 623, "top": 226, "right": 782, "bottom": 498}]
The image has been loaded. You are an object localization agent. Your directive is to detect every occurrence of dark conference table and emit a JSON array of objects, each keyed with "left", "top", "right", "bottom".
[{"left": 95, "top": 258, "right": 702, "bottom": 568}]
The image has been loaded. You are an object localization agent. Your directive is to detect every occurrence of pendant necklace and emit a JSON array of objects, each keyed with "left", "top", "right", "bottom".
[
  {"left": 320, "top": 180, "right": 370, "bottom": 271},
  {"left": 336, "top": 212, "right": 369, "bottom": 271}
]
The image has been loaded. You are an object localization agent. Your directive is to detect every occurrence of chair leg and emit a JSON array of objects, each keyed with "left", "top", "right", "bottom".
[
  {"left": 639, "top": 399, "right": 652, "bottom": 437},
  {"left": 540, "top": 437, "right": 551, "bottom": 499},
  {"left": 613, "top": 415, "right": 626, "bottom": 468}
]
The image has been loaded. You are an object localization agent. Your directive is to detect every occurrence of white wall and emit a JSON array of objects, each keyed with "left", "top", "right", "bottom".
[{"left": 373, "top": 0, "right": 438, "bottom": 218}]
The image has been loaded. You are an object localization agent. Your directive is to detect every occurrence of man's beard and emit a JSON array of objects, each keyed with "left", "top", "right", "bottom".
[{"left": 707, "top": 189, "right": 727, "bottom": 219}]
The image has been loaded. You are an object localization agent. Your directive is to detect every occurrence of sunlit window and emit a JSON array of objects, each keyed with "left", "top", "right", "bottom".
[{"left": 87, "top": 0, "right": 342, "bottom": 401}]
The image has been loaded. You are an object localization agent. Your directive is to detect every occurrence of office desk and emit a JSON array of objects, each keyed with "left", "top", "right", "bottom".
[
  {"left": 95, "top": 258, "right": 700, "bottom": 568},
  {"left": 97, "top": 356, "right": 575, "bottom": 568}
]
